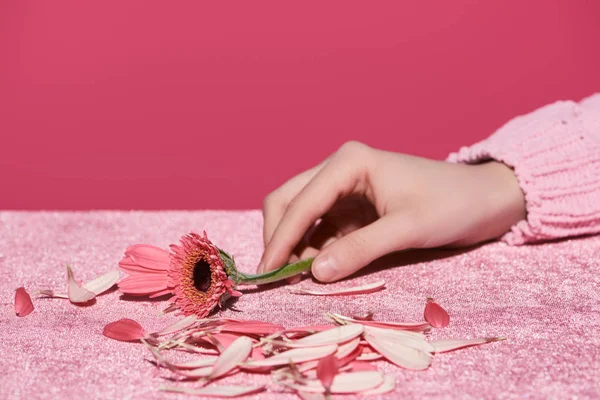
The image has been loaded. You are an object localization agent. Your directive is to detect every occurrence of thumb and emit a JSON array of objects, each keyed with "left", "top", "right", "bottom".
[{"left": 311, "top": 215, "right": 412, "bottom": 282}]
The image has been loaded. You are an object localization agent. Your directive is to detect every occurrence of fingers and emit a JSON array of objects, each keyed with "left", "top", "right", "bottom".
[
  {"left": 311, "top": 213, "right": 414, "bottom": 282},
  {"left": 259, "top": 142, "right": 373, "bottom": 274},
  {"left": 262, "top": 161, "right": 327, "bottom": 247}
]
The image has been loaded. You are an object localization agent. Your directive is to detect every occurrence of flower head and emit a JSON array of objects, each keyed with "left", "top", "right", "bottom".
[
  {"left": 167, "top": 232, "right": 240, "bottom": 317},
  {"left": 117, "top": 232, "right": 241, "bottom": 318}
]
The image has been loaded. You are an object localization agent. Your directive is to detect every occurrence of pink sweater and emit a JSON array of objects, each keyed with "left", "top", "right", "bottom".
[{"left": 447, "top": 93, "right": 600, "bottom": 245}]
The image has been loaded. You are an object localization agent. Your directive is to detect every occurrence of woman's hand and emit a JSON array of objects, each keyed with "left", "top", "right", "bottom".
[{"left": 258, "top": 141, "right": 526, "bottom": 283}]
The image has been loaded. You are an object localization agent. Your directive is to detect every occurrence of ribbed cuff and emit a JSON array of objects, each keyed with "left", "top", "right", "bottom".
[{"left": 447, "top": 100, "right": 600, "bottom": 245}]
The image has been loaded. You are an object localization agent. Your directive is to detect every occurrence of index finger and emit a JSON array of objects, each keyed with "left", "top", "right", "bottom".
[{"left": 258, "top": 143, "right": 372, "bottom": 273}]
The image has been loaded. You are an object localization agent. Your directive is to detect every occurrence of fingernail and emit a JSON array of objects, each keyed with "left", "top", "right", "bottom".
[{"left": 312, "top": 256, "right": 338, "bottom": 282}]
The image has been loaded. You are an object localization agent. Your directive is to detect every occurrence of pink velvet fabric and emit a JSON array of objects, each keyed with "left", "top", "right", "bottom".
[{"left": 2, "top": 211, "right": 600, "bottom": 398}]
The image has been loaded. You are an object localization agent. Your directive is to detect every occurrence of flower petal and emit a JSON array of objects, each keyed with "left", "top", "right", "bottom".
[
  {"left": 316, "top": 353, "right": 338, "bottom": 390},
  {"left": 361, "top": 374, "right": 396, "bottom": 395},
  {"left": 83, "top": 270, "right": 120, "bottom": 295},
  {"left": 363, "top": 326, "right": 433, "bottom": 354},
  {"left": 117, "top": 274, "right": 170, "bottom": 295},
  {"left": 242, "top": 345, "right": 338, "bottom": 368},
  {"left": 219, "top": 321, "right": 285, "bottom": 336},
  {"left": 15, "top": 287, "right": 34, "bottom": 317},
  {"left": 363, "top": 327, "right": 433, "bottom": 370},
  {"left": 36, "top": 289, "right": 69, "bottom": 299},
  {"left": 153, "top": 315, "right": 198, "bottom": 336},
  {"left": 289, "top": 280, "right": 385, "bottom": 296},
  {"left": 160, "top": 385, "right": 265, "bottom": 397},
  {"left": 103, "top": 318, "right": 146, "bottom": 341},
  {"left": 287, "top": 371, "right": 385, "bottom": 394},
  {"left": 295, "top": 324, "right": 364, "bottom": 347},
  {"left": 328, "top": 313, "right": 430, "bottom": 332},
  {"left": 431, "top": 336, "right": 507, "bottom": 353},
  {"left": 125, "top": 244, "right": 171, "bottom": 270},
  {"left": 173, "top": 357, "right": 217, "bottom": 370},
  {"left": 67, "top": 266, "right": 96, "bottom": 303},
  {"left": 424, "top": 298, "right": 450, "bottom": 328},
  {"left": 210, "top": 336, "right": 253, "bottom": 379}
]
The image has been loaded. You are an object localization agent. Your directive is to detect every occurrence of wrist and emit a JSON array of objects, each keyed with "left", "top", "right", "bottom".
[{"left": 473, "top": 161, "right": 526, "bottom": 241}]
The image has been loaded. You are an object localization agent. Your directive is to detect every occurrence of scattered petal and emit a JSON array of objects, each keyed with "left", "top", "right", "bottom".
[
  {"left": 424, "top": 298, "right": 450, "bottom": 328},
  {"left": 210, "top": 336, "right": 253, "bottom": 379},
  {"left": 357, "top": 352, "right": 383, "bottom": 361},
  {"left": 363, "top": 326, "right": 434, "bottom": 354},
  {"left": 295, "top": 324, "right": 364, "bottom": 347},
  {"left": 316, "top": 353, "right": 339, "bottom": 390},
  {"left": 154, "top": 315, "right": 198, "bottom": 336},
  {"left": 243, "top": 345, "right": 338, "bottom": 368},
  {"left": 431, "top": 336, "right": 507, "bottom": 353},
  {"left": 289, "top": 280, "right": 385, "bottom": 296},
  {"left": 328, "top": 313, "right": 430, "bottom": 332},
  {"left": 362, "top": 374, "right": 396, "bottom": 395},
  {"left": 219, "top": 321, "right": 285, "bottom": 336},
  {"left": 298, "top": 392, "right": 326, "bottom": 400},
  {"left": 287, "top": 371, "right": 385, "bottom": 394},
  {"left": 83, "top": 270, "right": 120, "bottom": 295},
  {"left": 353, "top": 312, "right": 374, "bottom": 321},
  {"left": 103, "top": 318, "right": 146, "bottom": 341},
  {"left": 66, "top": 266, "right": 96, "bottom": 303},
  {"left": 15, "top": 287, "right": 34, "bottom": 317},
  {"left": 36, "top": 289, "right": 68, "bottom": 299},
  {"left": 364, "top": 327, "right": 432, "bottom": 370},
  {"left": 160, "top": 385, "right": 265, "bottom": 397},
  {"left": 171, "top": 357, "right": 217, "bottom": 370}
]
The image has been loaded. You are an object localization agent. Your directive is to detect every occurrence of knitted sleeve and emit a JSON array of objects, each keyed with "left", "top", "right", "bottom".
[{"left": 447, "top": 93, "right": 600, "bottom": 245}]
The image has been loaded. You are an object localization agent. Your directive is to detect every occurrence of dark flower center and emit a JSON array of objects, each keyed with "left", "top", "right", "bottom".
[{"left": 193, "top": 259, "right": 212, "bottom": 292}]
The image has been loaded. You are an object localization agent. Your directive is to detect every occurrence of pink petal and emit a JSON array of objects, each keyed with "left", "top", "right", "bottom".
[
  {"left": 83, "top": 270, "right": 120, "bottom": 295},
  {"left": 117, "top": 274, "right": 170, "bottom": 295},
  {"left": 242, "top": 344, "right": 338, "bottom": 368},
  {"left": 103, "top": 318, "right": 146, "bottom": 341},
  {"left": 125, "top": 244, "right": 171, "bottom": 270},
  {"left": 353, "top": 312, "right": 374, "bottom": 321},
  {"left": 210, "top": 336, "right": 253, "bottom": 379},
  {"left": 172, "top": 357, "right": 217, "bottom": 370},
  {"left": 361, "top": 374, "right": 396, "bottom": 395},
  {"left": 298, "top": 392, "right": 326, "bottom": 400},
  {"left": 287, "top": 371, "right": 385, "bottom": 394},
  {"left": 219, "top": 321, "right": 285, "bottom": 336},
  {"left": 363, "top": 327, "right": 433, "bottom": 370},
  {"left": 160, "top": 385, "right": 265, "bottom": 397},
  {"left": 36, "top": 289, "right": 69, "bottom": 299},
  {"left": 15, "top": 287, "right": 34, "bottom": 317},
  {"left": 347, "top": 361, "right": 379, "bottom": 371},
  {"left": 329, "top": 313, "right": 430, "bottom": 332},
  {"left": 294, "top": 324, "right": 364, "bottom": 347},
  {"left": 153, "top": 315, "right": 198, "bottom": 336},
  {"left": 363, "top": 326, "right": 433, "bottom": 353},
  {"left": 431, "top": 336, "right": 507, "bottom": 353},
  {"left": 296, "top": 338, "right": 361, "bottom": 373},
  {"left": 424, "top": 298, "right": 450, "bottom": 328},
  {"left": 284, "top": 325, "right": 334, "bottom": 339},
  {"left": 289, "top": 280, "right": 385, "bottom": 296},
  {"left": 67, "top": 266, "right": 96, "bottom": 303},
  {"left": 316, "top": 354, "right": 339, "bottom": 390},
  {"left": 356, "top": 352, "right": 383, "bottom": 361}
]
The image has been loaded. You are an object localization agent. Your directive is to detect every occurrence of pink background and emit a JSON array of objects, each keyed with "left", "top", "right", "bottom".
[{"left": 1, "top": 1, "right": 599, "bottom": 210}]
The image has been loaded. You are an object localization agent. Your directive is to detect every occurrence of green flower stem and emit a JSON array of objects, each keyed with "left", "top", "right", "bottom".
[{"left": 237, "top": 258, "right": 314, "bottom": 285}]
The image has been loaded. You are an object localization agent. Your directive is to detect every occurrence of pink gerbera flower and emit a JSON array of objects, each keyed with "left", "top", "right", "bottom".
[
  {"left": 117, "top": 231, "right": 313, "bottom": 317},
  {"left": 118, "top": 232, "right": 241, "bottom": 318}
]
